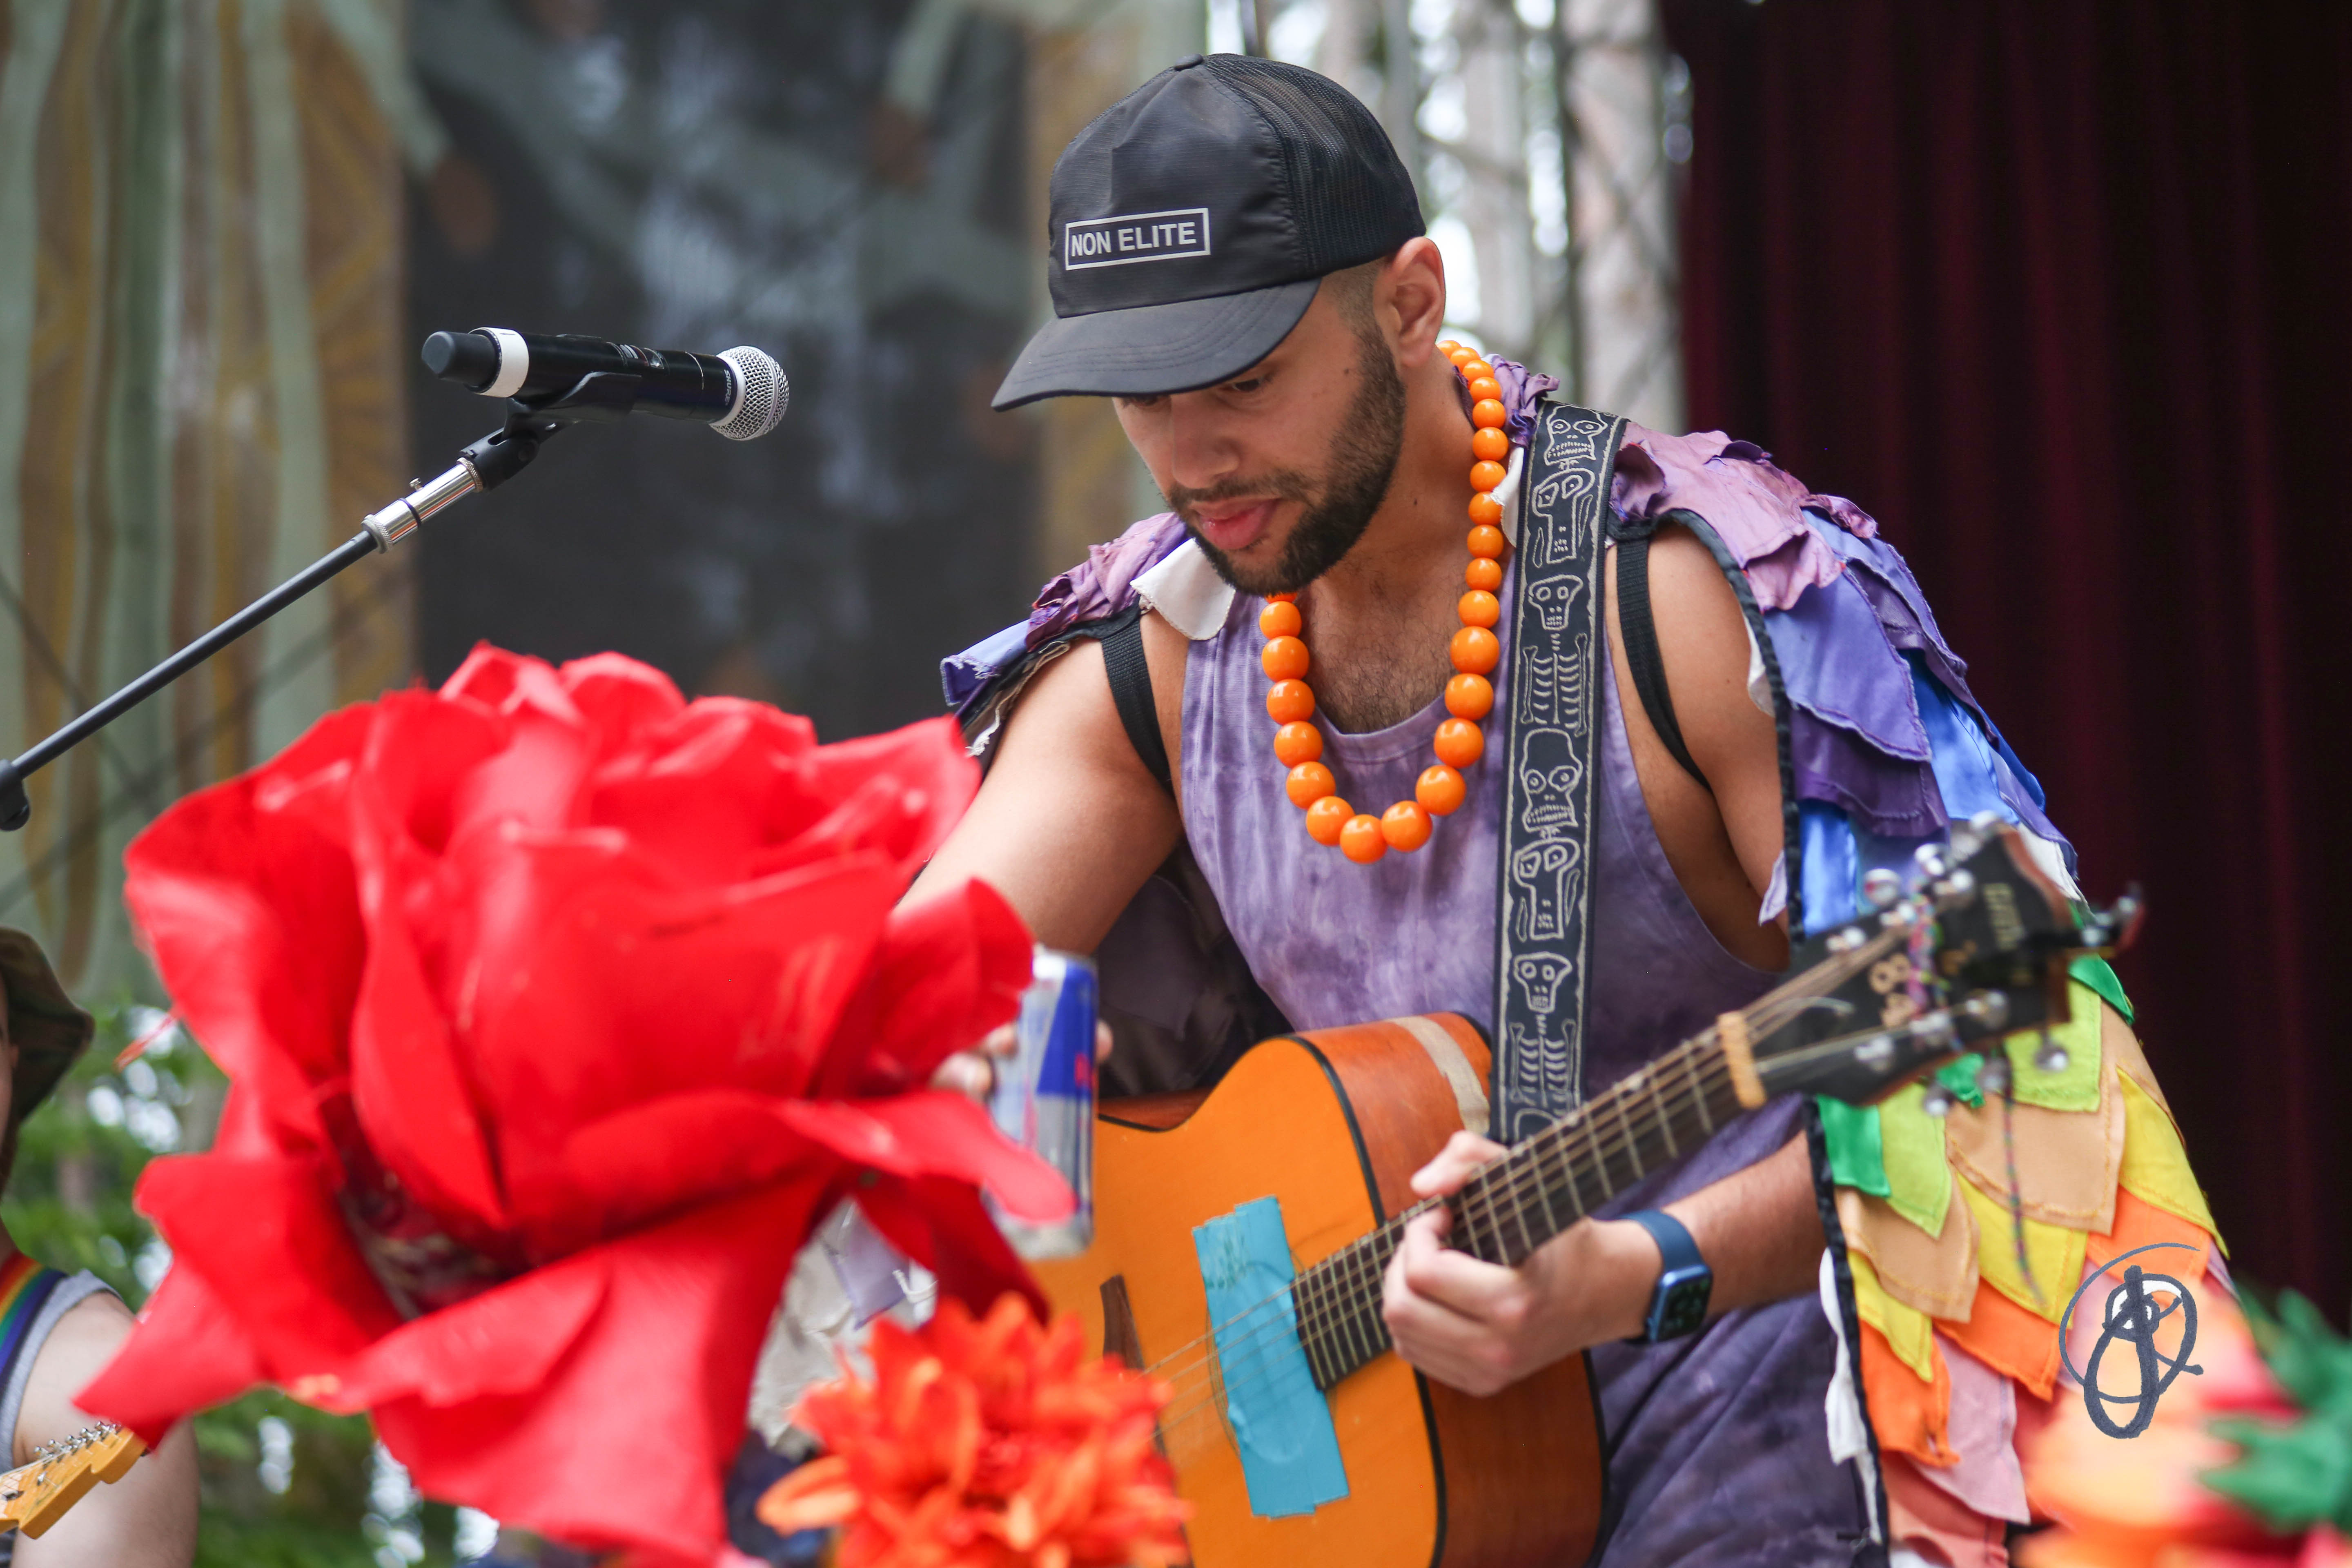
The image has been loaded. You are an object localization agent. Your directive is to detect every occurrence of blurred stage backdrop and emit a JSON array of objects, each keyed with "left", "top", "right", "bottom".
[{"left": 0, "top": 0, "right": 2343, "bottom": 1560}]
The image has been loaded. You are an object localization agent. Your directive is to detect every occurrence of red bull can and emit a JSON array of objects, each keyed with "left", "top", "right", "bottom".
[{"left": 988, "top": 947, "right": 1095, "bottom": 1258}]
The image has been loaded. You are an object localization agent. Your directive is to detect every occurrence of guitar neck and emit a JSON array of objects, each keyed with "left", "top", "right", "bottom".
[{"left": 1290, "top": 1027, "right": 1753, "bottom": 1391}]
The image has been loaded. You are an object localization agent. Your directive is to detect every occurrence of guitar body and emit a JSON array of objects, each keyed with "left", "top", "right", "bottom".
[{"left": 1029, "top": 1016, "right": 1605, "bottom": 1568}]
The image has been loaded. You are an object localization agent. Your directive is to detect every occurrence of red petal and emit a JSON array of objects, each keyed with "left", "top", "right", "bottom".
[
  {"left": 123, "top": 707, "right": 378, "bottom": 1147},
  {"left": 559, "top": 1091, "right": 831, "bottom": 1239},
  {"left": 816, "top": 880, "right": 1032, "bottom": 1098},
  {"left": 777, "top": 1096, "right": 1072, "bottom": 1223},
  {"left": 370, "top": 1181, "right": 821, "bottom": 1564},
  {"left": 470, "top": 860, "right": 901, "bottom": 1250},
  {"left": 134, "top": 1152, "right": 401, "bottom": 1375},
  {"left": 762, "top": 718, "right": 979, "bottom": 878},
  {"left": 855, "top": 1176, "right": 1045, "bottom": 1321},
  {"left": 557, "top": 652, "right": 687, "bottom": 756},
  {"left": 75, "top": 1265, "right": 269, "bottom": 1446},
  {"left": 330, "top": 1247, "right": 607, "bottom": 1410}
]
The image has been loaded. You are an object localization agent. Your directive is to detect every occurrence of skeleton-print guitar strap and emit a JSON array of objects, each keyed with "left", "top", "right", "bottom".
[{"left": 1488, "top": 398, "right": 1628, "bottom": 1141}]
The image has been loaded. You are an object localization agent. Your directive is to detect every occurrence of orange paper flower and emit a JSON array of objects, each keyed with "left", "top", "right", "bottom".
[{"left": 761, "top": 1294, "right": 1191, "bottom": 1568}]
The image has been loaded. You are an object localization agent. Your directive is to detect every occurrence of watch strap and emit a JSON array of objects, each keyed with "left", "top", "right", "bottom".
[{"left": 1623, "top": 1208, "right": 1713, "bottom": 1344}]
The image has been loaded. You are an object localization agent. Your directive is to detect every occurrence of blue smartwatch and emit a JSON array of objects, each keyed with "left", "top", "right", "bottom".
[{"left": 1623, "top": 1209, "right": 1713, "bottom": 1344}]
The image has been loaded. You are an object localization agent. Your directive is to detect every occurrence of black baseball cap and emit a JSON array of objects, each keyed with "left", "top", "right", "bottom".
[{"left": 991, "top": 54, "right": 1425, "bottom": 410}]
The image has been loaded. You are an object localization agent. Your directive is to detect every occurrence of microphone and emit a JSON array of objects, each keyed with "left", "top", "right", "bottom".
[{"left": 419, "top": 328, "right": 788, "bottom": 441}]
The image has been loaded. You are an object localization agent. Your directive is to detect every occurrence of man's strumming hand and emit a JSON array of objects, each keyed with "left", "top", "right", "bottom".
[{"left": 1381, "top": 1129, "right": 1822, "bottom": 1396}]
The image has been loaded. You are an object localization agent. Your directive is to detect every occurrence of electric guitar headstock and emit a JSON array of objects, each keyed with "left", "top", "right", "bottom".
[
  {"left": 0, "top": 1421, "right": 145, "bottom": 1537},
  {"left": 1742, "top": 814, "right": 2142, "bottom": 1107}
]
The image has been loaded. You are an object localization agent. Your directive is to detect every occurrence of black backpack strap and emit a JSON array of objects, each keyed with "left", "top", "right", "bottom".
[
  {"left": 1099, "top": 607, "right": 1173, "bottom": 795},
  {"left": 1614, "top": 530, "right": 1708, "bottom": 786}
]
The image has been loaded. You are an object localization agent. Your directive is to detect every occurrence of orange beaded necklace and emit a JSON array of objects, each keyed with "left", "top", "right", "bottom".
[{"left": 1261, "top": 339, "right": 1510, "bottom": 865}]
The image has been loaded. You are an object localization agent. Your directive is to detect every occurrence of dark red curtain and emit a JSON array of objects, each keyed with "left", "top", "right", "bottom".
[{"left": 1662, "top": 0, "right": 2351, "bottom": 1322}]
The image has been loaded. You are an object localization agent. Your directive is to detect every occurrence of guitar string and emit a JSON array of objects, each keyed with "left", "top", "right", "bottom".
[
  {"left": 1135, "top": 1048, "right": 1751, "bottom": 1418},
  {"left": 1119, "top": 913, "right": 1931, "bottom": 1404},
  {"left": 1137, "top": 898, "right": 2012, "bottom": 1436},
  {"left": 1134, "top": 1000, "right": 1820, "bottom": 1407},
  {"left": 1144, "top": 1051, "right": 1760, "bottom": 1447},
  {"left": 1128, "top": 931, "right": 1927, "bottom": 1412}
]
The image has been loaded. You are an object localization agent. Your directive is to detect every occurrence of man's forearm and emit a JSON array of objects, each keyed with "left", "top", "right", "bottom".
[{"left": 1659, "top": 1131, "right": 1822, "bottom": 1316}]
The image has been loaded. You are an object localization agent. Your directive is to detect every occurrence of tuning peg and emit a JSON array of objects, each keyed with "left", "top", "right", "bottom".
[
  {"left": 1862, "top": 868, "right": 1904, "bottom": 909},
  {"left": 1976, "top": 1052, "right": 2013, "bottom": 1097},
  {"left": 1922, "top": 1084, "right": 1956, "bottom": 1118},
  {"left": 1933, "top": 867, "right": 1978, "bottom": 909},
  {"left": 2033, "top": 1028, "right": 2069, "bottom": 1074},
  {"left": 1969, "top": 809, "right": 2005, "bottom": 834},
  {"left": 1913, "top": 843, "right": 1950, "bottom": 880},
  {"left": 1960, "top": 991, "right": 2009, "bottom": 1030}
]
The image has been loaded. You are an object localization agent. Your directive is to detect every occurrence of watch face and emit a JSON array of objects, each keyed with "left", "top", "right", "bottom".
[{"left": 1653, "top": 1266, "right": 1713, "bottom": 1341}]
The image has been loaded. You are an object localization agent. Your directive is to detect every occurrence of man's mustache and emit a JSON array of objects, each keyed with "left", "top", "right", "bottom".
[{"left": 1168, "top": 472, "right": 1319, "bottom": 513}]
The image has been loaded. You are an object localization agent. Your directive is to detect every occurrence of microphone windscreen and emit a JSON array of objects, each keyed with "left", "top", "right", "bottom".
[
  {"left": 715, "top": 347, "right": 788, "bottom": 441},
  {"left": 421, "top": 330, "right": 500, "bottom": 390}
]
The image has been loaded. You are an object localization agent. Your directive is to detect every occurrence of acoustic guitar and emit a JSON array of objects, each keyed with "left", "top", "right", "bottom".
[
  {"left": 1031, "top": 822, "right": 2129, "bottom": 1568},
  {"left": 0, "top": 1421, "right": 145, "bottom": 1539}
]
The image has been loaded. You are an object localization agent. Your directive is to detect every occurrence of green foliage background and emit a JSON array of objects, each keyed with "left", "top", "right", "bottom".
[{"left": 2, "top": 998, "right": 477, "bottom": 1567}]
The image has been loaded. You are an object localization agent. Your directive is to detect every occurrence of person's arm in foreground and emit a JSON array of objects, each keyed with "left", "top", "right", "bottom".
[{"left": 13, "top": 1292, "right": 198, "bottom": 1567}]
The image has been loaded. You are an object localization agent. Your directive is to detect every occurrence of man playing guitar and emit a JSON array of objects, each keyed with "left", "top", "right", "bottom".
[{"left": 914, "top": 53, "right": 2165, "bottom": 1566}]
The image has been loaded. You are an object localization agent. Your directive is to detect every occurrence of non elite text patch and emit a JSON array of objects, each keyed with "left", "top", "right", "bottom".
[{"left": 1062, "top": 207, "right": 1212, "bottom": 270}]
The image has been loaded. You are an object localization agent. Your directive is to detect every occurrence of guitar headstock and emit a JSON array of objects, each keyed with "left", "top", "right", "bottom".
[
  {"left": 0, "top": 1422, "right": 145, "bottom": 1537},
  {"left": 1749, "top": 816, "right": 2140, "bottom": 1107}
]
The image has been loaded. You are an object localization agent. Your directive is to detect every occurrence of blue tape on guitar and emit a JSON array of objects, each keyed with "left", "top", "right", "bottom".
[{"left": 1192, "top": 1196, "right": 1350, "bottom": 1518}]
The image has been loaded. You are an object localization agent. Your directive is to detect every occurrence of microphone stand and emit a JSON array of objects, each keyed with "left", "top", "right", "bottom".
[{"left": 0, "top": 371, "right": 647, "bottom": 832}]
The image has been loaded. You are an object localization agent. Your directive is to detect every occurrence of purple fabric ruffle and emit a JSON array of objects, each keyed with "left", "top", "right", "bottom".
[{"left": 1610, "top": 426, "right": 1880, "bottom": 613}]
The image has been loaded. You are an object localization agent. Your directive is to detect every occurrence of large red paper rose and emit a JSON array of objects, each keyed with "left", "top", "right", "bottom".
[{"left": 78, "top": 647, "right": 1062, "bottom": 1566}]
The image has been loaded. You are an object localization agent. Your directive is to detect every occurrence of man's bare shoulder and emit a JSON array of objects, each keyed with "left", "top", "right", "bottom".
[
  {"left": 909, "top": 624, "right": 1185, "bottom": 954},
  {"left": 13, "top": 1289, "right": 198, "bottom": 1567}
]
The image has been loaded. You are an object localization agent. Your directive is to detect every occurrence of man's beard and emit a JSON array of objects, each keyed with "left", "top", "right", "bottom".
[{"left": 1170, "top": 325, "right": 1409, "bottom": 597}]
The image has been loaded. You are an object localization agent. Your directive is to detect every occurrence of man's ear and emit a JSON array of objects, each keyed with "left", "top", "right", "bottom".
[{"left": 1382, "top": 237, "right": 1450, "bottom": 367}]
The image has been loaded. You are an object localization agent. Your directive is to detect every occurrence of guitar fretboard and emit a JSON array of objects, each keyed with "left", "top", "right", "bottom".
[{"left": 1286, "top": 1027, "right": 1751, "bottom": 1390}]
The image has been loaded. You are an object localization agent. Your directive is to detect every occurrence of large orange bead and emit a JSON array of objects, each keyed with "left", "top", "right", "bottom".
[
  {"left": 1434, "top": 717, "right": 1485, "bottom": 768},
  {"left": 1461, "top": 360, "right": 1494, "bottom": 381},
  {"left": 1471, "top": 426, "right": 1510, "bottom": 461},
  {"left": 1450, "top": 625, "right": 1500, "bottom": 675},
  {"left": 1266, "top": 679, "right": 1315, "bottom": 724},
  {"left": 1273, "top": 721, "right": 1323, "bottom": 767},
  {"left": 1437, "top": 339, "right": 1461, "bottom": 354},
  {"left": 1417, "top": 764, "right": 1467, "bottom": 816},
  {"left": 1285, "top": 761, "right": 1335, "bottom": 808},
  {"left": 1381, "top": 800, "right": 1433, "bottom": 852},
  {"left": 1469, "top": 460, "right": 1508, "bottom": 492},
  {"left": 1470, "top": 398, "right": 1508, "bottom": 430},
  {"left": 1464, "top": 555, "right": 1503, "bottom": 591},
  {"left": 1446, "top": 672, "right": 1494, "bottom": 719},
  {"left": 1468, "top": 492, "right": 1506, "bottom": 527},
  {"left": 1258, "top": 599, "right": 1302, "bottom": 638},
  {"left": 1340, "top": 814, "right": 1388, "bottom": 863},
  {"left": 1448, "top": 348, "right": 1478, "bottom": 368},
  {"left": 1467, "top": 376, "right": 1501, "bottom": 402},
  {"left": 1262, "top": 635, "right": 1309, "bottom": 681},
  {"left": 1466, "top": 523, "right": 1507, "bottom": 558},
  {"left": 1305, "top": 795, "right": 1352, "bottom": 845},
  {"left": 1458, "top": 588, "right": 1501, "bottom": 628}
]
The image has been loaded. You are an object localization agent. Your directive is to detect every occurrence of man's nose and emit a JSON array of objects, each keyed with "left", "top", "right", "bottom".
[{"left": 1163, "top": 393, "right": 1240, "bottom": 492}]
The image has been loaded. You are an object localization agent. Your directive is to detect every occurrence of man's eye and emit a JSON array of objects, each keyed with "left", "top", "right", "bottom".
[
  {"left": 1225, "top": 377, "right": 1267, "bottom": 394},
  {"left": 1120, "top": 393, "right": 1167, "bottom": 410}
]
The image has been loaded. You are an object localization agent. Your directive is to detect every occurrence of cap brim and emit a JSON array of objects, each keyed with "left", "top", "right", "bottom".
[{"left": 992, "top": 278, "right": 1320, "bottom": 410}]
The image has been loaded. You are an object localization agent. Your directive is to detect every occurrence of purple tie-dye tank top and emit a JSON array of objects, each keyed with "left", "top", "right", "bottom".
[{"left": 1179, "top": 562, "right": 1878, "bottom": 1564}]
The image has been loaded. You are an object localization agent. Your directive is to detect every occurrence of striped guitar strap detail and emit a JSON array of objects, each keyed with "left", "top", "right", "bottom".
[{"left": 1489, "top": 399, "right": 1628, "bottom": 1142}]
